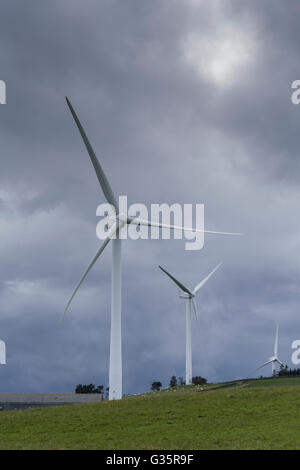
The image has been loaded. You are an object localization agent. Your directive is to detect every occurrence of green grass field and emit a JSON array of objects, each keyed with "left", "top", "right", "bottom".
[{"left": 1, "top": 377, "right": 300, "bottom": 449}]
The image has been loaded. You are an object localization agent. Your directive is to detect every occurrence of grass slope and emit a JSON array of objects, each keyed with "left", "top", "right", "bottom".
[{"left": 1, "top": 378, "right": 300, "bottom": 449}]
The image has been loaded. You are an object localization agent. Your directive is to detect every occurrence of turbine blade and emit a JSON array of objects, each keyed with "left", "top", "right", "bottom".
[
  {"left": 193, "top": 262, "right": 223, "bottom": 294},
  {"left": 60, "top": 223, "right": 117, "bottom": 321},
  {"left": 256, "top": 359, "right": 273, "bottom": 371},
  {"left": 158, "top": 266, "right": 193, "bottom": 296},
  {"left": 127, "top": 216, "right": 242, "bottom": 236},
  {"left": 191, "top": 297, "right": 198, "bottom": 320},
  {"left": 276, "top": 358, "right": 283, "bottom": 366},
  {"left": 66, "top": 97, "right": 119, "bottom": 211},
  {"left": 274, "top": 323, "right": 279, "bottom": 357}
]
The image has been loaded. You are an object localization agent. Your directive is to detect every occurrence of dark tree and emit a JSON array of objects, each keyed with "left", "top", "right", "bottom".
[
  {"left": 75, "top": 384, "right": 104, "bottom": 394},
  {"left": 151, "top": 381, "right": 162, "bottom": 391},
  {"left": 192, "top": 376, "right": 207, "bottom": 386},
  {"left": 278, "top": 365, "right": 300, "bottom": 377},
  {"left": 95, "top": 385, "right": 104, "bottom": 394},
  {"left": 169, "top": 376, "right": 177, "bottom": 388},
  {"left": 178, "top": 377, "right": 185, "bottom": 386}
]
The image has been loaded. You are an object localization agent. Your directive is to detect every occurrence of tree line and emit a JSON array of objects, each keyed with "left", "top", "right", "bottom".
[
  {"left": 151, "top": 375, "right": 207, "bottom": 391},
  {"left": 75, "top": 384, "right": 109, "bottom": 397},
  {"left": 75, "top": 375, "right": 207, "bottom": 396},
  {"left": 278, "top": 365, "right": 300, "bottom": 377},
  {"left": 75, "top": 367, "right": 300, "bottom": 397}
]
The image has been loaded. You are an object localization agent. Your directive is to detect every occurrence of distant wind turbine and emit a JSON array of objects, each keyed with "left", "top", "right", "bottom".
[
  {"left": 257, "top": 323, "right": 283, "bottom": 376},
  {"left": 61, "top": 97, "right": 239, "bottom": 400},
  {"left": 159, "top": 263, "right": 222, "bottom": 385}
]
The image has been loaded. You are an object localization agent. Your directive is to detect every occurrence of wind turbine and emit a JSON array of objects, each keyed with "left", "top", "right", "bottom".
[
  {"left": 257, "top": 323, "right": 283, "bottom": 376},
  {"left": 159, "top": 263, "right": 222, "bottom": 385},
  {"left": 61, "top": 97, "right": 239, "bottom": 400}
]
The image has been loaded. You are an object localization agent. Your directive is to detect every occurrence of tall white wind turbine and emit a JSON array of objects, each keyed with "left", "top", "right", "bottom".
[
  {"left": 62, "top": 98, "right": 239, "bottom": 400},
  {"left": 257, "top": 323, "right": 283, "bottom": 376},
  {"left": 159, "top": 263, "right": 222, "bottom": 385}
]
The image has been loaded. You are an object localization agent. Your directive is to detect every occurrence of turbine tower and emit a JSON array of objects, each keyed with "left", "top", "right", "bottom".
[
  {"left": 257, "top": 323, "right": 283, "bottom": 376},
  {"left": 62, "top": 97, "right": 239, "bottom": 400},
  {"left": 159, "top": 263, "right": 222, "bottom": 385}
]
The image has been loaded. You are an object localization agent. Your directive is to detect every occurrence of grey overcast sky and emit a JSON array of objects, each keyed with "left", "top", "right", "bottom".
[{"left": 1, "top": 0, "right": 300, "bottom": 394}]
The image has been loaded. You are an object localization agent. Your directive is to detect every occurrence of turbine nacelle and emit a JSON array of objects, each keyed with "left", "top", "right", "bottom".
[
  {"left": 159, "top": 263, "right": 222, "bottom": 322},
  {"left": 106, "top": 213, "right": 127, "bottom": 230},
  {"left": 179, "top": 292, "right": 194, "bottom": 299},
  {"left": 269, "top": 356, "right": 282, "bottom": 365}
]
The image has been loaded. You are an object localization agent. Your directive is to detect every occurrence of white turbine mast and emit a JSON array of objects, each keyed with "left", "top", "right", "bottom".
[
  {"left": 159, "top": 263, "right": 222, "bottom": 385},
  {"left": 61, "top": 97, "right": 239, "bottom": 400},
  {"left": 257, "top": 323, "right": 283, "bottom": 376}
]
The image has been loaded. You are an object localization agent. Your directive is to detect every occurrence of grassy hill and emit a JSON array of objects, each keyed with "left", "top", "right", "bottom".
[{"left": 1, "top": 377, "right": 300, "bottom": 449}]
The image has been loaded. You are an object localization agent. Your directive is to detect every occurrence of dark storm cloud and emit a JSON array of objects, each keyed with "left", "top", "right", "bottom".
[{"left": 0, "top": 0, "right": 300, "bottom": 394}]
